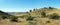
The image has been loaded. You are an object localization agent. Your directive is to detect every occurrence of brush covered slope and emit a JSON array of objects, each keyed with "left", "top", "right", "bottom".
[
  {"left": 1, "top": 7, "right": 60, "bottom": 25},
  {"left": 26, "top": 7, "right": 59, "bottom": 18}
]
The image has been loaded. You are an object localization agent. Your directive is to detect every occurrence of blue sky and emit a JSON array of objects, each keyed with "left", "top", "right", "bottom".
[{"left": 0, "top": 0, "right": 60, "bottom": 12}]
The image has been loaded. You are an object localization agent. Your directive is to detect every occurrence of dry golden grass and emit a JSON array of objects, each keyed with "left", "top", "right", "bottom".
[
  {"left": 1, "top": 8, "right": 60, "bottom": 25},
  {"left": 0, "top": 19, "right": 27, "bottom": 25},
  {"left": 0, "top": 18, "right": 60, "bottom": 25}
]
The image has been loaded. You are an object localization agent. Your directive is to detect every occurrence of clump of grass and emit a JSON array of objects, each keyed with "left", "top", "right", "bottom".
[
  {"left": 10, "top": 16, "right": 18, "bottom": 22},
  {"left": 5, "top": 16, "right": 19, "bottom": 22},
  {"left": 26, "top": 21, "right": 35, "bottom": 25},
  {"left": 26, "top": 16, "right": 34, "bottom": 21},
  {"left": 49, "top": 13, "right": 60, "bottom": 20},
  {"left": 46, "top": 21, "right": 51, "bottom": 23}
]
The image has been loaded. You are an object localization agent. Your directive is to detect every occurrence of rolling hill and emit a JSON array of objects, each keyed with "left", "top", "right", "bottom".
[{"left": 1, "top": 7, "right": 60, "bottom": 25}]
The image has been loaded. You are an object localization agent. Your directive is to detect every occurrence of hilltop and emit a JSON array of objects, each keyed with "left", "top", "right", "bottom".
[{"left": 14, "top": 7, "right": 60, "bottom": 18}]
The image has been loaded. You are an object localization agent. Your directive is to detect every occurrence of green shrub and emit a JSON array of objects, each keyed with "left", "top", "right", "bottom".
[
  {"left": 49, "top": 13, "right": 60, "bottom": 20},
  {"left": 46, "top": 21, "right": 51, "bottom": 23},
  {"left": 2, "top": 16, "right": 7, "bottom": 19},
  {"left": 29, "top": 10, "right": 32, "bottom": 12},
  {"left": 0, "top": 15, "right": 8, "bottom": 19},
  {"left": 7, "top": 15, "right": 17, "bottom": 19},
  {"left": 49, "top": 7, "right": 53, "bottom": 9},
  {"left": 26, "top": 16, "right": 34, "bottom": 21},
  {"left": 41, "top": 11, "right": 46, "bottom": 17},
  {"left": 7, "top": 15, "right": 18, "bottom": 22},
  {"left": 10, "top": 16, "right": 18, "bottom": 22},
  {"left": 0, "top": 16, "right": 2, "bottom": 20}
]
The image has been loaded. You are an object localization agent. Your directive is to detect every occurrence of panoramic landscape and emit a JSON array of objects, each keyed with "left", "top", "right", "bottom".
[{"left": 0, "top": 0, "right": 60, "bottom": 25}]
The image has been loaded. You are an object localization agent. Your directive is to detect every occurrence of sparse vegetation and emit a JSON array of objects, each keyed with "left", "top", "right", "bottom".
[
  {"left": 27, "top": 21, "right": 35, "bottom": 25},
  {"left": 46, "top": 21, "right": 51, "bottom": 23},
  {"left": 49, "top": 7, "right": 54, "bottom": 9},
  {"left": 29, "top": 10, "right": 32, "bottom": 12},
  {"left": 2, "top": 16, "right": 7, "bottom": 19},
  {"left": 41, "top": 11, "right": 46, "bottom": 17},
  {"left": 49, "top": 13, "right": 60, "bottom": 20},
  {"left": 10, "top": 17, "right": 18, "bottom": 22},
  {"left": 0, "top": 15, "right": 2, "bottom": 20},
  {"left": 26, "top": 16, "right": 34, "bottom": 21},
  {"left": 1, "top": 7, "right": 60, "bottom": 25},
  {"left": 33, "top": 9, "right": 36, "bottom": 11}
]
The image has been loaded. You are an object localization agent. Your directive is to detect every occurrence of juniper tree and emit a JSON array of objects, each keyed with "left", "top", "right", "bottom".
[{"left": 29, "top": 10, "right": 32, "bottom": 12}]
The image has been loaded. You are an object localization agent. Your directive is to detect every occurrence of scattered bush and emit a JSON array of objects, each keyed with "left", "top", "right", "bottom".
[
  {"left": 46, "top": 21, "right": 50, "bottom": 23},
  {"left": 10, "top": 17, "right": 18, "bottom": 22},
  {"left": 0, "top": 15, "right": 8, "bottom": 19},
  {"left": 26, "top": 16, "right": 34, "bottom": 21},
  {"left": 33, "top": 9, "right": 36, "bottom": 11},
  {"left": 49, "top": 7, "right": 55, "bottom": 10},
  {"left": 2, "top": 16, "right": 7, "bottom": 19},
  {"left": 49, "top": 13, "right": 60, "bottom": 20},
  {"left": 29, "top": 10, "right": 32, "bottom": 12},
  {"left": 41, "top": 11, "right": 46, "bottom": 17},
  {"left": 49, "top": 7, "right": 53, "bottom": 9},
  {"left": 0, "top": 16, "right": 2, "bottom": 20}
]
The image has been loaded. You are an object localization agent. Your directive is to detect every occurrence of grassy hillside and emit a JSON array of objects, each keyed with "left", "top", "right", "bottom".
[
  {"left": 1, "top": 7, "right": 60, "bottom": 25},
  {"left": 13, "top": 7, "right": 59, "bottom": 17},
  {"left": 24, "top": 7, "right": 58, "bottom": 17}
]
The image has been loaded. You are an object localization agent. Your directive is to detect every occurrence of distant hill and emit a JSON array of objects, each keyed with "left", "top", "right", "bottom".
[
  {"left": 7, "top": 12, "right": 27, "bottom": 15},
  {"left": 0, "top": 10, "right": 14, "bottom": 19},
  {"left": 6, "top": 12, "right": 27, "bottom": 16},
  {"left": 0, "top": 10, "right": 11, "bottom": 16}
]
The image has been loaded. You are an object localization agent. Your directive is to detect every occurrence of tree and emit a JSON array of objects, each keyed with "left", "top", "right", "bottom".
[
  {"left": 49, "top": 7, "right": 54, "bottom": 9},
  {"left": 33, "top": 9, "right": 35, "bottom": 11},
  {"left": 29, "top": 10, "right": 32, "bottom": 12}
]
